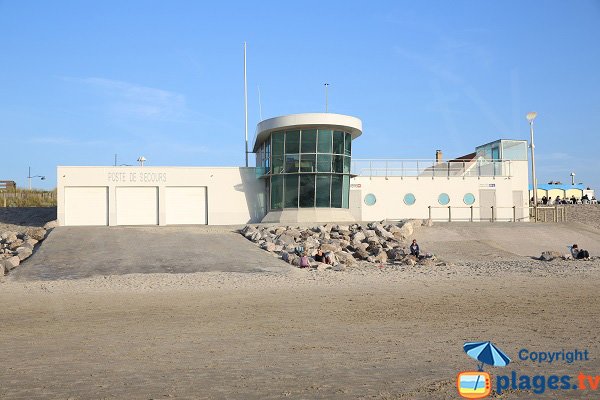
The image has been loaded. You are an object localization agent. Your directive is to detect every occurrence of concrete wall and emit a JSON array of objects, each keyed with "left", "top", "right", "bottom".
[
  {"left": 351, "top": 160, "right": 529, "bottom": 222},
  {"left": 57, "top": 166, "right": 266, "bottom": 226}
]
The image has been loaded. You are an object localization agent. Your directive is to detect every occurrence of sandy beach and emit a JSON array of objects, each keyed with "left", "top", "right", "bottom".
[{"left": 2, "top": 207, "right": 600, "bottom": 399}]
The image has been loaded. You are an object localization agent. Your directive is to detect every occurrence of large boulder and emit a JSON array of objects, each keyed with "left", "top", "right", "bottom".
[
  {"left": 16, "top": 247, "right": 33, "bottom": 261},
  {"left": 351, "top": 231, "right": 366, "bottom": 243},
  {"left": 364, "top": 230, "right": 377, "bottom": 239},
  {"left": 375, "top": 225, "right": 394, "bottom": 239},
  {"left": 26, "top": 227, "right": 47, "bottom": 241},
  {"left": 5, "top": 256, "right": 20, "bottom": 269},
  {"left": 321, "top": 243, "right": 342, "bottom": 253},
  {"left": 353, "top": 248, "right": 370, "bottom": 260},
  {"left": 1, "top": 231, "right": 18, "bottom": 244},
  {"left": 335, "top": 251, "right": 356, "bottom": 267},
  {"left": 8, "top": 239, "right": 24, "bottom": 251},
  {"left": 276, "top": 234, "right": 296, "bottom": 246},
  {"left": 260, "top": 242, "right": 277, "bottom": 252},
  {"left": 397, "top": 222, "right": 414, "bottom": 238},
  {"left": 0, "top": 261, "right": 7, "bottom": 276}
]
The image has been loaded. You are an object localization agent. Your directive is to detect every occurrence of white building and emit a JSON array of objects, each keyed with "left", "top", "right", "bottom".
[{"left": 56, "top": 113, "right": 530, "bottom": 226}]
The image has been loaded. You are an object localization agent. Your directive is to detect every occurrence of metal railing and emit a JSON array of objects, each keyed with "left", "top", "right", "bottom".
[
  {"left": 426, "top": 205, "right": 531, "bottom": 222},
  {"left": 351, "top": 158, "right": 512, "bottom": 178},
  {"left": 529, "top": 206, "right": 567, "bottom": 223}
]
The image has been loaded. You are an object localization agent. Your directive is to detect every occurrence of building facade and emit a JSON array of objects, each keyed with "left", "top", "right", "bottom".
[{"left": 56, "top": 113, "right": 530, "bottom": 226}]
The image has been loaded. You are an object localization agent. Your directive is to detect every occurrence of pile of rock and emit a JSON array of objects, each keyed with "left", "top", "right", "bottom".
[
  {"left": 0, "top": 220, "right": 58, "bottom": 275},
  {"left": 240, "top": 219, "right": 435, "bottom": 270}
]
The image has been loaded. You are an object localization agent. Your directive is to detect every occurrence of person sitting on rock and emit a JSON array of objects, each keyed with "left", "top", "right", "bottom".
[
  {"left": 410, "top": 239, "right": 420, "bottom": 258},
  {"left": 299, "top": 252, "right": 312, "bottom": 269},
  {"left": 314, "top": 248, "right": 332, "bottom": 265}
]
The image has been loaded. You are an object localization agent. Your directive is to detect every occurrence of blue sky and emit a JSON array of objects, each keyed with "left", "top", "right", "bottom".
[{"left": 1, "top": 0, "right": 599, "bottom": 190}]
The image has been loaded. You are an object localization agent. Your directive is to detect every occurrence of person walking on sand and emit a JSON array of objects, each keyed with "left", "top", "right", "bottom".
[{"left": 410, "top": 239, "right": 420, "bottom": 258}]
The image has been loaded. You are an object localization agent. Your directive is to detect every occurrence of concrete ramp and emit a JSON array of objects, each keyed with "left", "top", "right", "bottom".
[
  {"left": 10, "top": 226, "right": 292, "bottom": 281},
  {"left": 416, "top": 222, "right": 600, "bottom": 262}
]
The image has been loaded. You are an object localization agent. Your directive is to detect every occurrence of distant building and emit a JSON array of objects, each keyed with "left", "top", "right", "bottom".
[
  {"left": 57, "top": 113, "right": 530, "bottom": 226},
  {"left": 0, "top": 180, "right": 16, "bottom": 190}
]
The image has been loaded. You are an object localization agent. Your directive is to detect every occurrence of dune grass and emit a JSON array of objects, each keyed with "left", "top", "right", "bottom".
[{"left": 0, "top": 189, "right": 57, "bottom": 207}]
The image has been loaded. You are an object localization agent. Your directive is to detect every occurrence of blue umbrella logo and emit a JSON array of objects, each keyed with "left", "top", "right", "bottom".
[
  {"left": 463, "top": 341, "right": 511, "bottom": 395},
  {"left": 464, "top": 341, "right": 511, "bottom": 371}
]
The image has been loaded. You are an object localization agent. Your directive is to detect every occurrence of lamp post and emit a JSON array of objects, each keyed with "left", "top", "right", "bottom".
[
  {"left": 570, "top": 172, "right": 575, "bottom": 185},
  {"left": 324, "top": 83, "right": 330, "bottom": 113},
  {"left": 27, "top": 166, "right": 46, "bottom": 190},
  {"left": 137, "top": 156, "right": 146, "bottom": 167},
  {"left": 526, "top": 112, "right": 538, "bottom": 220}
]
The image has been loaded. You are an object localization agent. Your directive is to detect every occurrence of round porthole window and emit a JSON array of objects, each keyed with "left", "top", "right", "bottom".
[
  {"left": 438, "top": 193, "right": 450, "bottom": 205},
  {"left": 364, "top": 193, "right": 376, "bottom": 206},
  {"left": 463, "top": 193, "right": 476, "bottom": 205},
  {"left": 404, "top": 193, "right": 416, "bottom": 205}
]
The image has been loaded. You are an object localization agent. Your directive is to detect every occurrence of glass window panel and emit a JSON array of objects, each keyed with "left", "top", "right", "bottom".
[
  {"left": 301, "top": 129, "right": 317, "bottom": 153},
  {"left": 300, "top": 154, "right": 316, "bottom": 172},
  {"left": 315, "top": 175, "right": 331, "bottom": 207},
  {"left": 270, "top": 175, "right": 283, "bottom": 210},
  {"left": 333, "top": 155, "right": 344, "bottom": 173},
  {"left": 272, "top": 155, "right": 284, "bottom": 174},
  {"left": 333, "top": 131, "right": 344, "bottom": 154},
  {"left": 438, "top": 193, "right": 450, "bottom": 205},
  {"left": 284, "top": 175, "right": 299, "bottom": 208},
  {"left": 342, "top": 175, "right": 350, "bottom": 208},
  {"left": 343, "top": 156, "right": 350, "bottom": 173},
  {"left": 344, "top": 132, "right": 352, "bottom": 156},
  {"left": 299, "top": 174, "right": 315, "bottom": 208},
  {"left": 316, "top": 154, "right": 332, "bottom": 173},
  {"left": 285, "top": 154, "right": 299, "bottom": 173},
  {"left": 331, "top": 175, "right": 343, "bottom": 208},
  {"left": 364, "top": 193, "right": 376, "bottom": 206},
  {"left": 285, "top": 130, "right": 300, "bottom": 154},
  {"left": 464, "top": 193, "right": 476, "bottom": 205},
  {"left": 317, "top": 129, "right": 332, "bottom": 153},
  {"left": 272, "top": 131, "right": 284, "bottom": 155}
]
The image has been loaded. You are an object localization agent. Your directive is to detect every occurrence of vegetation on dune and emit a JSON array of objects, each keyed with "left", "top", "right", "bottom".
[{"left": 0, "top": 188, "right": 57, "bottom": 207}]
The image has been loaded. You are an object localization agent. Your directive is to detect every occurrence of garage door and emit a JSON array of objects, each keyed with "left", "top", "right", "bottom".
[
  {"left": 165, "top": 187, "right": 207, "bottom": 225},
  {"left": 116, "top": 187, "right": 158, "bottom": 225},
  {"left": 64, "top": 187, "right": 108, "bottom": 226}
]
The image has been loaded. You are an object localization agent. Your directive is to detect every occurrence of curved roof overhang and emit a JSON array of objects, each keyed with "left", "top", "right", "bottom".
[{"left": 253, "top": 113, "right": 362, "bottom": 152}]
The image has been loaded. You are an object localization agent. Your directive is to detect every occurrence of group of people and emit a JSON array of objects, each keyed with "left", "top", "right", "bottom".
[
  {"left": 299, "top": 248, "right": 334, "bottom": 268},
  {"left": 535, "top": 194, "right": 597, "bottom": 205},
  {"left": 298, "top": 239, "right": 425, "bottom": 268}
]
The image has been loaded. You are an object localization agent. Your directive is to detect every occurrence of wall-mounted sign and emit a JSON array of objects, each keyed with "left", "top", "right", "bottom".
[
  {"left": 107, "top": 171, "right": 167, "bottom": 183},
  {"left": 479, "top": 183, "right": 495, "bottom": 188},
  {"left": 350, "top": 184, "right": 362, "bottom": 188}
]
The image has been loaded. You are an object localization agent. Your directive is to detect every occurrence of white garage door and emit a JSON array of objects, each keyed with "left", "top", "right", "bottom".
[
  {"left": 64, "top": 187, "right": 108, "bottom": 226},
  {"left": 165, "top": 187, "right": 207, "bottom": 225},
  {"left": 116, "top": 187, "right": 158, "bottom": 225}
]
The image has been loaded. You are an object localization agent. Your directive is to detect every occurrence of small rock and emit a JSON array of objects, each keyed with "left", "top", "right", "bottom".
[
  {"left": 25, "top": 227, "right": 47, "bottom": 241},
  {"left": 540, "top": 251, "right": 562, "bottom": 261},
  {"left": 5, "top": 256, "right": 20, "bottom": 269},
  {"left": 44, "top": 220, "right": 59, "bottom": 229}
]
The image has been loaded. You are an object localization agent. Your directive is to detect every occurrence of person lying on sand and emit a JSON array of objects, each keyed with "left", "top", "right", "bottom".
[{"left": 571, "top": 244, "right": 590, "bottom": 260}]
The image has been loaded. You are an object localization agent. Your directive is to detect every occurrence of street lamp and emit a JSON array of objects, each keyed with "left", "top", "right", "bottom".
[
  {"left": 27, "top": 166, "right": 46, "bottom": 190},
  {"left": 526, "top": 112, "right": 538, "bottom": 220},
  {"left": 570, "top": 172, "right": 576, "bottom": 185},
  {"left": 137, "top": 156, "right": 147, "bottom": 167}
]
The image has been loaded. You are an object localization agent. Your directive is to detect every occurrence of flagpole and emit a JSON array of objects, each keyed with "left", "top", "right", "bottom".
[{"left": 244, "top": 42, "right": 249, "bottom": 167}]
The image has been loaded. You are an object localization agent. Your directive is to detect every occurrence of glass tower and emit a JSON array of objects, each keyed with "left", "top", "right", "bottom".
[{"left": 255, "top": 128, "right": 353, "bottom": 210}]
